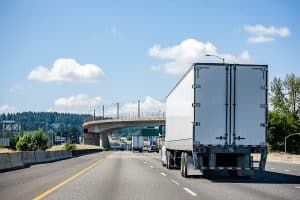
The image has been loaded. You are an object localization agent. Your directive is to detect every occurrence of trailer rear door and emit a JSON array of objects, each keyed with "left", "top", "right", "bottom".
[
  {"left": 232, "top": 65, "right": 267, "bottom": 145},
  {"left": 194, "top": 64, "right": 228, "bottom": 145}
]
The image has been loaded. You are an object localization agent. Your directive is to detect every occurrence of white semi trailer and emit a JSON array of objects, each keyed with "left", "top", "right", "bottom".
[
  {"left": 161, "top": 63, "right": 268, "bottom": 177},
  {"left": 132, "top": 135, "right": 144, "bottom": 152}
]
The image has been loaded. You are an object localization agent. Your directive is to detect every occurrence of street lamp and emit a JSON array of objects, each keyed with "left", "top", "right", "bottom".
[
  {"left": 284, "top": 133, "right": 300, "bottom": 153},
  {"left": 206, "top": 54, "right": 225, "bottom": 64}
]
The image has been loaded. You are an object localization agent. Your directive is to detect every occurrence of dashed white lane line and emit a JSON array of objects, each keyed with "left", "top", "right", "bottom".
[
  {"left": 295, "top": 186, "right": 300, "bottom": 189},
  {"left": 270, "top": 167, "right": 275, "bottom": 170},
  {"left": 150, "top": 165, "right": 153, "bottom": 168},
  {"left": 160, "top": 172, "right": 166, "bottom": 176},
  {"left": 144, "top": 161, "right": 147, "bottom": 164},
  {"left": 171, "top": 179, "right": 180, "bottom": 185},
  {"left": 284, "top": 169, "right": 290, "bottom": 172},
  {"left": 183, "top": 187, "right": 197, "bottom": 196}
]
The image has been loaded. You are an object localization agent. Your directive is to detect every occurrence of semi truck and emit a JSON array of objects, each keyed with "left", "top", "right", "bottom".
[
  {"left": 132, "top": 135, "right": 144, "bottom": 152},
  {"left": 161, "top": 63, "right": 268, "bottom": 177}
]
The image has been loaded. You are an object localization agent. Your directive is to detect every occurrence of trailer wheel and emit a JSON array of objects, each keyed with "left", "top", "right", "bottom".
[
  {"left": 181, "top": 152, "right": 189, "bottom": 178},
  {"left": 166, "top": 151, "right": 172, "bottom": 169},
  {"left": 228, "top": 170, "right": 238, "bottom": 177}
]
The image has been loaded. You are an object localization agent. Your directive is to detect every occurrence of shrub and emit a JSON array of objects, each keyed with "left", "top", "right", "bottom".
[
  {"left": 63, "top": 143, "right": 76, "bottom": 151},
  {"left": 16, "top": 129, "right": 48, "bottom": 151}
]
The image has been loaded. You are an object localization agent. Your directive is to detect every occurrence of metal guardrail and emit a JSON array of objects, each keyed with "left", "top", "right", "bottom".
[{"left": 84, "top": 112, "right": 165, "bottom": 123}]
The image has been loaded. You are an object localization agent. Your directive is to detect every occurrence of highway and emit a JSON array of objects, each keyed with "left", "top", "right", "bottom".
[{"left": 0, "top": 151, "right": 299, "bottom": 200}]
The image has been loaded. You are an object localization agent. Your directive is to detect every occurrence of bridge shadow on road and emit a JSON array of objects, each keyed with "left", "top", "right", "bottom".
[{"left": 190, "top": 171, "right": 300, "bottom": 184}]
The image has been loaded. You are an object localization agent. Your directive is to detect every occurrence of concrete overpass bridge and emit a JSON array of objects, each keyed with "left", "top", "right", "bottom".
[{"left": 83, "top": 115, "right": 165, "bottom": 149}]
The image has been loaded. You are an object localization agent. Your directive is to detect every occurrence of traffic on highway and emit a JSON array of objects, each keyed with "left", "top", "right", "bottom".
[
  {"left": 1, "top": 1, "right": 300, "bottom": 200},
  {"left": 0, "top": 151, "right": 299, "bottom": 200}
]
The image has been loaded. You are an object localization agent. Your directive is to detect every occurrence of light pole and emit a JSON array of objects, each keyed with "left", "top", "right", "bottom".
[
  {"left": 284, "top": 133, "right": 300, "bottom": 153},
  {"left": 206, "top": 54, "right": 225, "bottom": 64}
]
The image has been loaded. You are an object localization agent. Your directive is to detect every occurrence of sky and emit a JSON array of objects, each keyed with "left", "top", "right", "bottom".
[{"left": 0, "top": 0, "right": 299, "bottom": 115}]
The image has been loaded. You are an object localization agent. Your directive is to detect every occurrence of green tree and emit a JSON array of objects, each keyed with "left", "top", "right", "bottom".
[
  {"left": 16, "top": 133, "right": 33, "bottom": 151},
  {"left": 284, "top": 74, "right": 300, "bottom": 114},
  {"left": 31, "top": 129, "right": 48, "bottom": 150},
  {"left": 16, "top": 129, "right": 48, "bottom": 151},
  {"left": 269, "top": 74, "right": 300, "bottom": 153},
  {"left": 270, "top": 77, "right": 287, "bottom": 113}
]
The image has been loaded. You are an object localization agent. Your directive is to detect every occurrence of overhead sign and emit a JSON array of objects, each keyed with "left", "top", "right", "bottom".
[{"left": 141, "top": 127, "right": 160, "bottom": 136}]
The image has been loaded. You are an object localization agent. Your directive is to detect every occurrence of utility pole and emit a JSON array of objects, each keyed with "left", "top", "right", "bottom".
[
  {"left": 102, "top": 105, "right": 105, "bottom": 119},
  {"left": 138, "top": 100, "right": 140, "bottom": 118},
  {"left": 117, "top": 103, "right": 119, "bottom": 119}
]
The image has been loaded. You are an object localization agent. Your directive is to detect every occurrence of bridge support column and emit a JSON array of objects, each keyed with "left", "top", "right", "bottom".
[
  {"left": 84, "top": 133, "right": 100, "bottom": 146},
  {"left": 99, "top": 133, "right": 111, "bottom": 149}
]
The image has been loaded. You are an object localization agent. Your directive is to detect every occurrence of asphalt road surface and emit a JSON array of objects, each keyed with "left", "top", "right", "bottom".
[{"left": 0, "top": 151, "right": 299, "bottom": 200}]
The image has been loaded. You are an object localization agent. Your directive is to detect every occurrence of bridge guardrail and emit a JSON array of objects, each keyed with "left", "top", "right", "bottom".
[{"left": 84, "top": 112, "right": 165, "bottom": 123}]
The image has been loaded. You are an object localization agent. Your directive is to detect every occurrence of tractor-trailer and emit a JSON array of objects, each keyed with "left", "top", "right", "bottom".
[
  {"left": 161, "top": 63, "right": 268, "bottom": 177},
  {"left": 132, "top": 135, "right": 144, "bottom": 152}
]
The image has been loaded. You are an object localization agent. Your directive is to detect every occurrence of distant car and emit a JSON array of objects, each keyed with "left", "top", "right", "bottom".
[
  {"left": 148, "top": 145, "right": 159, "bottom": 153},
  {"left": 119, "top": 143, "right": 127, "bottom": 151}
]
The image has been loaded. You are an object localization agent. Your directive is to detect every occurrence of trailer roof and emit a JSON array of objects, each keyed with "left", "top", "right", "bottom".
[{"left": 165, "top": 63, "right": 268, "bottom": 99}]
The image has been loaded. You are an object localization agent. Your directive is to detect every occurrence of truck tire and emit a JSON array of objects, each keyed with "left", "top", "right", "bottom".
[
  {"left": 181, "top": 152, "right": 189, "bottom": 178},
  {"left": 166, "top": 151, "right": 172, "bottom": 169}
]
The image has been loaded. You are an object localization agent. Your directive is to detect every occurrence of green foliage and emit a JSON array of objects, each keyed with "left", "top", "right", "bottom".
[
  {"left": 0, "top": 111, "right": 91, "bottom": 132},
  {"left": 63, "top": 143, "right": 76, "bottom": 151},
  {"left": 16, "top": 133, "right": 33, "bottom": 151},
  {"left": 269, "top": 74, "right": 300, "bottom": 154},
  {"left": 16, "top": 129, "right": 48, "bottom": 151},
  {"left": 0, "top": 131, "right": 19, "bottom": 149},
  {"left": 31, "top": 129, "right": 48, "bottom": 150}
]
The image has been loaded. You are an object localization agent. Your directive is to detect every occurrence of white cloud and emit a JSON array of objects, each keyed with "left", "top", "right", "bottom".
[
  {"left": 105, "top": 96, "right": 165, "bottom": 117},
  {"left": 0, "top": 105, "right": 17, "bottom": 113},
  {"left": 150, "top": 65, "right": 162, "bottom": 72},
  {"left": 52, "top": 94, "right": 102, "bottom": 114},
  {"left": 123, "top": 96, "right": 165, "bottom": 113},
  {"left": 54, "top": 94, "right": 102, "bottom": 107},
  {"left": 148, "top": 39, "right": 250, "bottom": 75},
  {"left": 244, "top": 24, "right": 290, "bottom": 43},
  {"left": 28, "top": 58, "right": 105, "bottom": 82},
  {"left": 248, "top": 36, "right": 275, "bottom": 43}
]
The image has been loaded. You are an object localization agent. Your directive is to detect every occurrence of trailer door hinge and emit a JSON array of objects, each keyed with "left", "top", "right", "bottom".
[
  {"left": 260, "top": 123, "right": 266, "bottom": 127},
  {"left": 235, "top": 136, "right": 245, "bottom": 140},
  {"left": 192, "top": 84, "right": 201, "bottom": 89},
  {"left": 192, "top": 103, "right": 201, "bottom": 107},
  {"left": 193, "top": 122, "right": 201, "bottom": 126},
  {"left": 260, "top": 85, "right": 267, "bottom": 90},
  {"left": 260, "top": 104, "right": 266, "bottom": 108}
]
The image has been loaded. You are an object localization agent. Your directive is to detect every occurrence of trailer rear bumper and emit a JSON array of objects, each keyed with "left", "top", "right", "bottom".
[{"left": 193, "top": 145, "right": 267, "bottom": 172}]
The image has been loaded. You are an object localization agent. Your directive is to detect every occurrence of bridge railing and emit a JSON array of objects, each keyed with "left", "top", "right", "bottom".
[{"left": 84, "top": 112, "right": 165, "bottom": 122}]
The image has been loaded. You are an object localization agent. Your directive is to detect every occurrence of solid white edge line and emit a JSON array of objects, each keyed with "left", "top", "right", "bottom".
[
  {"left": 171, "top": 179, "right": 180, "bottom": 185},
  {"left": 160, "top": 172, "right": 166, "bottom": 176},
  {"left": 295, "top": 186, "right": 300, "bottom": 189},
  {"left": 183, "top": 187, "right": 197, "bottom": 196}
]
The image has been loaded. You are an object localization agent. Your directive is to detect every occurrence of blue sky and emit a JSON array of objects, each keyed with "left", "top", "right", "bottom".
[{"left": 0, "top": 0, "right": 299, "bottom": 114}]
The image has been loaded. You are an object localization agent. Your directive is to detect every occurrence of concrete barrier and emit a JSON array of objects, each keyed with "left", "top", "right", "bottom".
[
  {"left": 21, "top": 151, "right": 36, "bottom": 164},
  {"left": 0, "top": 153, "right": 12, "bottom": 171},
  {"left": 63, "top": 150, "right": 72, "bottom": 158},
  {"left": 9, "top": 152, "right": 24, "bottom": 168},
  {"left": 1, "top": 150, "right": 75, "bottom": 172},
  {"left": 55, "top": 150, "right": 64, "bottom": 160},
  {"left": 34, "top": 151, "right": 47, "bottom": 163}
]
